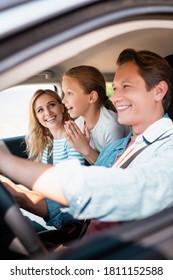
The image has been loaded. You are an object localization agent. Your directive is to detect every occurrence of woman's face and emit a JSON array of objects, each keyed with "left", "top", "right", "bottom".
[
  {"left": 34, "top": 94, "right": 64, "bottom": 130},
  {"left": 62, "top": 76, "right": 92, "bottom": 119}
]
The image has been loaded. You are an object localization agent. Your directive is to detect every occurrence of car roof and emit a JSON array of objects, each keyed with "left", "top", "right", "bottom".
[
  {"left": 0, "top": 0, "right": 95, "bottom": 38},
  {"left": 0, "top": 0, "right": 173, "bottom": 90}
]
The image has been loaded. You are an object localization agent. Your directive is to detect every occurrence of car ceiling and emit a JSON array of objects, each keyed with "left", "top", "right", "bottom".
[
  {"left": 22, "top": 23, "right": 173, "bottom": 85},
  {"left": 54, "top": 27, "right": 173, "bottom": 81}
]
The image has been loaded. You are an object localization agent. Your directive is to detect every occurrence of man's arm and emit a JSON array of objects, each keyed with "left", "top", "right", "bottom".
[
  {"left": 0, "top": 147, "right": 69, "bottom": 206},
  {"left": 0, "top": 175, "right": 49, "bottom": 218},
  {"left": 0, "top": 148, "right": 51, "bottom": 187},
  {"left": 2, "top": 146, "right": 173, "bottom": 223}
]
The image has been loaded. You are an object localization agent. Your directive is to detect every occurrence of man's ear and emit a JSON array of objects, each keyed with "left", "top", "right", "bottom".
[
  {"left": 154, "top": 81, "right": 168, "bottom": 101},
  {"left": 89, "top": 90, "right": 98, "bottom": 103}
]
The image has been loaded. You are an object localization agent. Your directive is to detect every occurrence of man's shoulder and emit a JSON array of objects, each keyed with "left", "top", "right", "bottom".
[
  {"left": 104, "top": 136, "right": 129, "bottom": 151},
  {"left": 95, "top": 136, "right": 128, "bottom": 167}
]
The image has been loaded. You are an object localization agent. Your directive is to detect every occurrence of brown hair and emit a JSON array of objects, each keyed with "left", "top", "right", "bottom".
[
  {"left": 63, "top": 65, "right": 116, "bottom": 112},
  {"left": 116, "top": 48, "right": 173, "bottom": 112}
]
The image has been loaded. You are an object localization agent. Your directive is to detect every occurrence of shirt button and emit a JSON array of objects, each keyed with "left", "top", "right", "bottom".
[
  {"left": 76, "top": 198, "right": 82, "bottom": 205},
  {"left": 136, "top": 136, "right": 143, "bottom": 143}
]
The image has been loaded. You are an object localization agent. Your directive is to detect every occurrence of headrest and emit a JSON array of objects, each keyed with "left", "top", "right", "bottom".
[
  {"left": 164, "top": 54, "right": 173, "bottom": 120},
  {"left": 164, "top": 54, "right": 173, "bottom": 69}
]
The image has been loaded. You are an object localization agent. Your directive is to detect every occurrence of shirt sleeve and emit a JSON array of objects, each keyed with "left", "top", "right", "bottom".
[{"left": 55, "top": 148, "right": 173, "bottom": 222}]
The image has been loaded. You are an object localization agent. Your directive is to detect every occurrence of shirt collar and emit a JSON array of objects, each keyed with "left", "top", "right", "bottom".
[{"left": 139, "top": 114, "right": 173, "bottom": 144}]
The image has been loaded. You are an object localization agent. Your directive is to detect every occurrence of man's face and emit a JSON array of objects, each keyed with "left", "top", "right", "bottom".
[{"left": 111, "top": 61, "right": 162, "bottom": 135}]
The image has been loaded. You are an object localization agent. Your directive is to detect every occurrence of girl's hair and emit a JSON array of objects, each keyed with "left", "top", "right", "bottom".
[
  {"left": 117, "top": 48, "right": 173, "bottom": 112},
  {"left": 63, "top": 65, "right": 116, "bottom": 112},
  {"left": 25, "top": 89, "right": 69, "bottom": 161}
]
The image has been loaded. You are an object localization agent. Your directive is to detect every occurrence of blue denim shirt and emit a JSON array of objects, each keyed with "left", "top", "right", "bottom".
[
  {"left": 95, "top": 134, "right": 132, "bottom": 168},
  {"left": 59, "top": 115, "right": 173, "bottom": 221}
]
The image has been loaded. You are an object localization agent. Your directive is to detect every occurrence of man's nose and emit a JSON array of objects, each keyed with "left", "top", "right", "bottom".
[
  {"left": 111, "top": 90, "right": 123, "bottom": 108},
  {"left": 111, "top": 89, "right": 123, "bottom": 102}
]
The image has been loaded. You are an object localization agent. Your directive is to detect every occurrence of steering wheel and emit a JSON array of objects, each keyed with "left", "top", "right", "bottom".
[{"left": 0, "top": 178, "right": 47, "bottom": 259}]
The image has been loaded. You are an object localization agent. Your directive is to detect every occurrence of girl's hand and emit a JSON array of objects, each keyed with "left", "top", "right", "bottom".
[{"left": 64, "top": 120, "right": 91, "bottom": 155}]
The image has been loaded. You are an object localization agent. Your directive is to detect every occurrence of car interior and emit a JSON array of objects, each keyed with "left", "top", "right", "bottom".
[{"left": 0, "top": 0, "right": 173, "bottom": 260}]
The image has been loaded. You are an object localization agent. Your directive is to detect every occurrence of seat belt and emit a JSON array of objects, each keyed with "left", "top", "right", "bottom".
[
  {"left": 47, "top": 147, "right": 53, "bottom": 164},
  {"left": 120, "top": 132, "right": 173, "bottom": 169}
]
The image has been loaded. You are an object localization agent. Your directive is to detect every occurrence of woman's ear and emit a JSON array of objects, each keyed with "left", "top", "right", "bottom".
[
  {"left": 89, "top": 90, "right": 98, "bottom": 103},
  {"left": 154, "top": 80, "right": 168, "bottom": 101}
]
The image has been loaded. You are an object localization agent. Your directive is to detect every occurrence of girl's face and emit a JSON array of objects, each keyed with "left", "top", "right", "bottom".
[
  {"left": 34, "top": 94, "right": 64, "bottom": 130},
  {"left": 62, "top": 76, "right": 92, "bottom": 119}
]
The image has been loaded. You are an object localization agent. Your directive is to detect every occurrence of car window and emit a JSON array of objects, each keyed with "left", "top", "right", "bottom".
[
  {"left": 0, "top": 84, "right": 55, "bottom": 138},
  {"left": 0, "top": 82, "right": 113, "bottom": 139}
]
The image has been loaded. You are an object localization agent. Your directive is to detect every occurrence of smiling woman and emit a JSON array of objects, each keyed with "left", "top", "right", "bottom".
[{"left": 0, "top": 84, "right": 55, "bottom": 138}]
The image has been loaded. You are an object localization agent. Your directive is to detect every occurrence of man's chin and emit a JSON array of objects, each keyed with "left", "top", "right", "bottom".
[{"left": 117, "top": 117, "right": 130, "bottom": 126}]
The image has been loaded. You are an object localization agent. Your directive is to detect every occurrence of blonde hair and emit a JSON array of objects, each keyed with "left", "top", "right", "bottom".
[{"left": 25, "top": 89, "right": 69, "bottom": 161}]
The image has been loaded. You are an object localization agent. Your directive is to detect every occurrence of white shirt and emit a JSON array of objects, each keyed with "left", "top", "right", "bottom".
[
  {"left": 75, "top": 106, "right": 130, "bottom": 152},
  {"left": 55, "top": 116, "right": 173, "bottom": 222}
]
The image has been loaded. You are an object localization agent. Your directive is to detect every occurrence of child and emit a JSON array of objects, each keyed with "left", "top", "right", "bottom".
[{"left": 62, "top": 65, "right": 130, "bottom": 164}]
